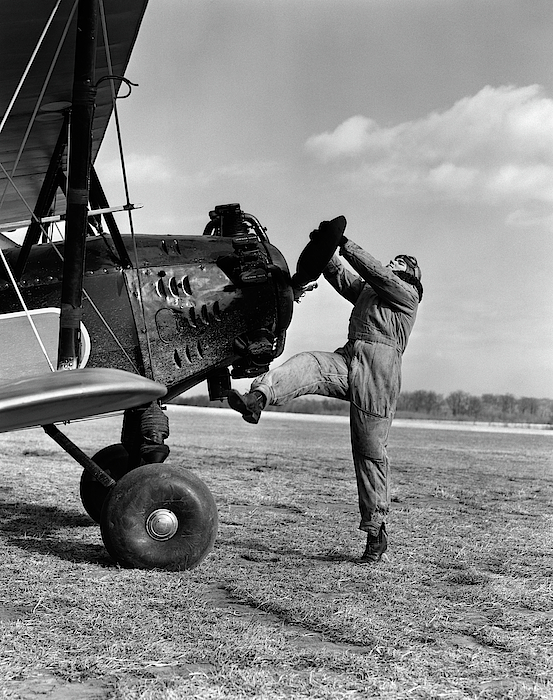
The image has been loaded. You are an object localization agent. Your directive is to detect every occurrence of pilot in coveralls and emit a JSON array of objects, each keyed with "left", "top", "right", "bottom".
[{"left": 228, "top": 232, "right": 423, "bottom": 564}]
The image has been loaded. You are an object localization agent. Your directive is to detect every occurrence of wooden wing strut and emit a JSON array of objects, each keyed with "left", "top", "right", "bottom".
[{"left": 58, "top": 0, "right": 98, "bottom": 370}]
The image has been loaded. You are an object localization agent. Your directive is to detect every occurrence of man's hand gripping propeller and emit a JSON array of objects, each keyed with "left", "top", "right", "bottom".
[{"left": 291, "top": 216, "right": 347, "bottom": 302}]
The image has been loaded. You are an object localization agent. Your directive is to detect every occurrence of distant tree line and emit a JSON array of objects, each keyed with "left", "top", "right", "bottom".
[
  {"left": 173, "top": 390, "right": 553, "bottom": 425},
  {"left": 396, "top": 390, "right": 553, "bottom": 424}
]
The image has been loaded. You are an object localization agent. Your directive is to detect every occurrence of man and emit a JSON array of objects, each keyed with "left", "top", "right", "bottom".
[{"left": 228, "top": 223, "right": 423, "bottom": 564}]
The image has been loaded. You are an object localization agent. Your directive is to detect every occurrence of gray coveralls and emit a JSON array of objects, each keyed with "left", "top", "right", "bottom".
[{"left": 251, "top": 239, "right": 419, "bottom": 533}]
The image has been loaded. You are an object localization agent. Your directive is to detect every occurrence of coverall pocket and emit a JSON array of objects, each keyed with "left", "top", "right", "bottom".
[{"left": 348, "top": 340, "right": 400, "bottom": 418}]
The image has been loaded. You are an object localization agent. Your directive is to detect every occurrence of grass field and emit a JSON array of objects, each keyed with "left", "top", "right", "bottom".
[{"left": 0, "top": 405, "right": 552, "bottom": 699}]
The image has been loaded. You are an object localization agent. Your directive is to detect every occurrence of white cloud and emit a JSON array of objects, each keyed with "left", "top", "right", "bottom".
[
  {"left": 305, "top": 115, "right": 386, "bottom": 159},
  {"left": 305, "top": 85, "right": 553, "bottom": 206}
]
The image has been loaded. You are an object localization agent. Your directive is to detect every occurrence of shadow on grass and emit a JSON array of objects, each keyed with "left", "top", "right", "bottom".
[
  {"left": 0, "top": 500, "right": 112, "bottom": 565},
  {"left": 230, "top": 538, "right": 355, "bottom": 563}
]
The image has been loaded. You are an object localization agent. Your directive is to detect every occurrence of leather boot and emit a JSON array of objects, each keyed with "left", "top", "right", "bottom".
[
  {"left": 357, "top": 523, "right": 387, "bottom": 564},
  {"left": 227, "top": 389, "right": 266, "bottom": 424}
]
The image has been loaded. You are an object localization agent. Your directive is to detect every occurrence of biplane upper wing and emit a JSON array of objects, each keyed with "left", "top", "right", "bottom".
[{"left": 0, "top": 0, "right": 149, "bottom": 228}]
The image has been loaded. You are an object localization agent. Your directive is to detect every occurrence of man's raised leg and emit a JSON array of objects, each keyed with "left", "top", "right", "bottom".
[{"left": 227, "top": 351, "right": 349, "bottom": 423}]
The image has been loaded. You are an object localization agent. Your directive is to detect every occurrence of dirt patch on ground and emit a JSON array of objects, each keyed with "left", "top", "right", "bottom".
[
  {"left": 6, "top": 673, "right": 109, "bottom": 700},
  {"left": 201, "top": 584, "right": 372, "bottom": 656}
]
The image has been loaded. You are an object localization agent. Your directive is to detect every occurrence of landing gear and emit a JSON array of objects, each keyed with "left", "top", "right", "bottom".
[
  {"left": 52, "top": 400, "right": 218, "bottom": 570},
  {"left": 79, "top": 443, "right": 130, "bottom": 523},
  {"left": 100, "top": 463, "right": 218, "bottom": 570}
]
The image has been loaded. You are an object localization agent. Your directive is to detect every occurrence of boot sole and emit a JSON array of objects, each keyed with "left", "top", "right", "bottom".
[{"left": 354, "top": 551, "right": 387, "bottom": 565}]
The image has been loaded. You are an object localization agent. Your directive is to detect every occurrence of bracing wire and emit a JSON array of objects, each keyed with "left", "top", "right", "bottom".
[
  {"left": 0, "top": 161, "right": 53, "bottom": 244},
  {"left": 0, "top": 0, "right": 78, "bottom": 212},
  {"left": 49, "top": 227, "right": 140, "bottom": 373},
  {"left": 99, "top": 0, "right": 154, "bottom": 375},
  {"left": 0, "top": 0, "right": 63, "bottom": 136},
  {"left": 98, "top": 2, "right": 135, "bottom": 225},
  {"left": 0, "top": 248, "right": 55, "bottom": 372},
  {"left": 81, "top": 290, "right": 139, "bottom": 373}
]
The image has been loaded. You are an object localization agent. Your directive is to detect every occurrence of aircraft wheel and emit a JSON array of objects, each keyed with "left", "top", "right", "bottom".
[
  {"left": 100, "top": 463, "right": 218, "bottom": 571},
  {"left": 80, "top": 443, "right": 130, "bottom": 523}
]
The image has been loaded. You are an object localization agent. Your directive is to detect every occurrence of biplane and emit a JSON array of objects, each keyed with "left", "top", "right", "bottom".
[{"left": 0, "top": 0, "right": 297, "bottom": 570}]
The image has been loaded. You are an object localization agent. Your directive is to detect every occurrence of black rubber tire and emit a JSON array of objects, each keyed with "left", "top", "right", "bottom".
[
  {"left": 79, "top": 443, "right": 131, "bottom": 524},
  {"left": 100, "top": 463, "right": 218, "bottom": 571}
]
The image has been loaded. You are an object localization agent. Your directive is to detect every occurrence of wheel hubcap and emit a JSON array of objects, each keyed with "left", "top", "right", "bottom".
[{"left": 146, "top": 509, "right": 179, "bottom": 541}]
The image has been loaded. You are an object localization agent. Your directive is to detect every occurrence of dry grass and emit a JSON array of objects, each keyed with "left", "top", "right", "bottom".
[{"left": 0, "top": 405, "right": 552, "bottom": 699}]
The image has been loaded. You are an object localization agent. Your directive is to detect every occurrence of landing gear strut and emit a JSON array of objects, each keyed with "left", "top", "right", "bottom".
[{"left": 79, "top": 443, "right": 130, "bottom": 523}]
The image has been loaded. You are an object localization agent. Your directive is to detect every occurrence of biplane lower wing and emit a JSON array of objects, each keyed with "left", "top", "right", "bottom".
[{"left": 0, "top": 367, "right": 166, "bottom": 433}]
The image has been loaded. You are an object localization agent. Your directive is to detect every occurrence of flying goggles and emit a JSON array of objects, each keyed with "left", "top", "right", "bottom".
[{"left": 395, "top": 255, "right": 421, "bottom": 280}]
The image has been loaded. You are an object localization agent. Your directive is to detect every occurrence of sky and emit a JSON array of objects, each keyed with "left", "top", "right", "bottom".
[{"left": 96, "top": 0, "right": 553, "bottom": 400}]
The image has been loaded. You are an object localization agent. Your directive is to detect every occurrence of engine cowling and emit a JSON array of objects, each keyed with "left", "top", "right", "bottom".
[{"left": 0, "top": 204, "right": 294, "bottom": 399}]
